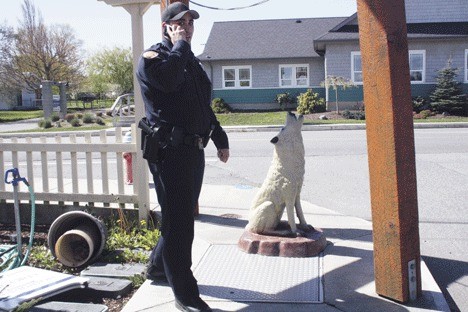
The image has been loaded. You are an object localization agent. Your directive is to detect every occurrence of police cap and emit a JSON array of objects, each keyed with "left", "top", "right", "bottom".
[{"left": 161, "top": 2, "right": 200, "bottom": 22}]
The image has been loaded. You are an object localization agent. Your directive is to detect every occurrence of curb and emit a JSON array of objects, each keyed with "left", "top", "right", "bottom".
[{"left": 1, "top": 122, "right": 467, "bottom": 138}]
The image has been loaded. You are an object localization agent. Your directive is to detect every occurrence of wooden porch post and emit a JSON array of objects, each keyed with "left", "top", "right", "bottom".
[
  {"left": 356, "top": 0, "right": 422, "bottom": 302},
  {"left": 98, "top": 0, "right": 159, "bottom": 220}
]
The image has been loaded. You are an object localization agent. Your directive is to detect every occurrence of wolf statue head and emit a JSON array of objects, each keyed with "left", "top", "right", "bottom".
[{"left": 270, "top": 112, "right": 305, "bottom": 160}]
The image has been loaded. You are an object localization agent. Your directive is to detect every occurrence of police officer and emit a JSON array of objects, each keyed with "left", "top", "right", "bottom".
[{"left": 136, "top": 2, "right": 229, "bottom": 312}]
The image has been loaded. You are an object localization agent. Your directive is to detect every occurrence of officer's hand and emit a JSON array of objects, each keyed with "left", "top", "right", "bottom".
[
  {"left": 217, "top": 149, "right": 229, "bottom": 163},
  {"left": 166, "top": 24, "right": 186, "bottom": 44}
]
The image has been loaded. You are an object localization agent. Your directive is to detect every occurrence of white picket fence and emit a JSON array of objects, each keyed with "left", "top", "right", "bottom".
[{"left": 0, "top": 127, "right": 141, "bottom": 210}]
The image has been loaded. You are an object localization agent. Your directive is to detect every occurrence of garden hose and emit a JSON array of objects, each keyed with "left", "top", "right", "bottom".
[{"left": 1, "top": 169, "right": 36, "bottom": 272}]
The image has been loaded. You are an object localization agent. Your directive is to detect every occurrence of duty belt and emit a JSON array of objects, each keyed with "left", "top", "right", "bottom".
[
  {"left": 183, "top": 134, "right": 205, "bottom": 150},
  {"left": 166, "top": 125, "right": 213, "bottom": 150}
]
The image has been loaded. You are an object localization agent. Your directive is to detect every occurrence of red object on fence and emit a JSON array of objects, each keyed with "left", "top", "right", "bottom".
[{"left": 123, "top": 152, "right": 133, "bottom": 185}]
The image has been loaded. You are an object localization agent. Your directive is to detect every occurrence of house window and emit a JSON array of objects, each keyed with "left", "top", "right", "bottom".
[
  {"left": 279, "top": 64, "right": 309, "bottom": 87},
  {"left": 465, "top": 49, "right": 468, "bottom": 82},
  {"left": 222, "top": 66, "right": 251, "bottom": 88},
  {"left": 351, "top": 50, "right": 425, "bottom": 83},
  {"left": 351, "top": 52, "right": 363, "bottom": 84},
  {"left": 409, "top": 50, "right": 425, "bottom": 83}
]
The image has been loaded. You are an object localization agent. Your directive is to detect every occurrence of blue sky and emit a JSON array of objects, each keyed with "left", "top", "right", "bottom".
[{"left": 1, "top": 0, "right": 357, "bottom": 56}]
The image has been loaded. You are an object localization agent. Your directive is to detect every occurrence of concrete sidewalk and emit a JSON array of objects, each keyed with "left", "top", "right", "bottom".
[{"left": 122, "top": 183, "right": 450, "bottom": 312}]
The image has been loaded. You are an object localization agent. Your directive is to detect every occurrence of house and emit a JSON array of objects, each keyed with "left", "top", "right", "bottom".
[{"left": 198, "top": 0, "right": 468, "bottom": 111}]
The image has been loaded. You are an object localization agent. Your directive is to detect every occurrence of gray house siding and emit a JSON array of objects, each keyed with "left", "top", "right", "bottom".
[
  {"left": 324, "top": 42, "right": 359, "bottom": 79},
  {"left": 322, "top": 37, "right": 468, "bottom": 109},
  {"left": 206, "top": 58, "right": 325, "bottom": 89},
  {"left": 323, "top": 41, "right": 362, "bottom": 109},
  {"left": 205, "top": 58, "right": 326, "bottom": 110},
  {"left": 409, "top": 38, "right": 467, "bottom": 84},
  {"left": 324, "top": 39, "right": 468, "bottom": 83},
  {"left": 405, "top": 0, "right": 468, "bottom": 23}
]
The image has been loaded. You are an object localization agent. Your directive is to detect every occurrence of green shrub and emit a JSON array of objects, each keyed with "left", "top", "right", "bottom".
[
  {"left": 342, "top": 110, "right": 366, "bottom": 120},
  {"left": 275, "top": 92, "right": 295, "bottom": 110},
  {"left": 413, "top": 112, "right": 423, "bottom": 119},
  {"left": 412, "top": 96, "right": 429, "bottom": 113},
  {"left": 76, "top": 113, "right": 83, "bottom": 119},
  {"left": 420, "top": 109, "right": 432, "bottom": 119},
  {"left": 83, "top": 112, "right": 96, "bottom": 124},
  {"left": 102, "top": 219, "right": 160, "bottom": 263},
  {"left": 96, "top": 117, "right": 106, "bottom": 125},
  {"left": 65, "top": 113, "right": 75, "bottom": 122},
  {"left": 70, "top": 118, "right": 81, "bottom": 127},
  {"left": 50, "top": 113, "right": 60, "bottom": 122},
  {"left": 38, "top": 118, "right": 53, "bottom": 129},
  {"left": 296, "top": 89, "right": 326, "bottom": 114},
  {"left": 211, "top": 98, "right": 231, "bottom": 114}
]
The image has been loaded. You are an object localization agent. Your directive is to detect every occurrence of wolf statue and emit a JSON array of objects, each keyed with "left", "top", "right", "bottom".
[{"left": 246, "top": 112, "right": 314, "bottom": 237}]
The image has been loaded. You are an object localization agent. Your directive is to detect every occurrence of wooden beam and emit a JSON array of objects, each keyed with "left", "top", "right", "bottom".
[{"left": 356, "top": 0, "right": 422, "bottom": 302}]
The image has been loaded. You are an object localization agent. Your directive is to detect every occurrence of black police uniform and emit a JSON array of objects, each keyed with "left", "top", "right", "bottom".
[{"left": 136, "top": 37, "right": 229, "bottom": 303}]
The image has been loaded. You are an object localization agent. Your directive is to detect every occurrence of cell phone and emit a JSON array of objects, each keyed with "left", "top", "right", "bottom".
[{"left": 164, "top": 25, "right": 173, "bottom": 38}]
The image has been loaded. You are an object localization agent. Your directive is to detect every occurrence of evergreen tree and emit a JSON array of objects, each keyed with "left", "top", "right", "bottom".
[{"left": 429, "top": 60, "right": 467, "bottom": 116}]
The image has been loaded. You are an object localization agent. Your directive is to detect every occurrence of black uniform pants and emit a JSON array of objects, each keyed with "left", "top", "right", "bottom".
[{"left": 148, "top": 144, "right": 205, "bottom": 302}]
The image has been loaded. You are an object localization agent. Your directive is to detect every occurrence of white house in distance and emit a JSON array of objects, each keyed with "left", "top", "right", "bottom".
[{"left": 198, "top": 0, "right": 468, "bottom": 111}]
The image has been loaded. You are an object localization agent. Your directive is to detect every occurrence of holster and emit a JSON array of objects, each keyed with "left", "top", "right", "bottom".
[{"left": 138, "top": 117, "right": 161, "bottom": 163}]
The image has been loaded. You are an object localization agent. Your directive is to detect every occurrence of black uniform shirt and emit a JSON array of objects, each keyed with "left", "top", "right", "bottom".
[{"left": 136, "top": 38, "right": 228, "bottom": 149}]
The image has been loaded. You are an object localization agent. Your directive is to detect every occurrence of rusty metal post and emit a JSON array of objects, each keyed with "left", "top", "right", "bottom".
[{"left": 356, "top": 0, "right": 422, "bottom": 302}]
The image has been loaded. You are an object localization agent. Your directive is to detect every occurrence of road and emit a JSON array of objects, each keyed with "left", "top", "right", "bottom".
[{"left": 203, "top": 128, "right": 468, "bottom": 312}]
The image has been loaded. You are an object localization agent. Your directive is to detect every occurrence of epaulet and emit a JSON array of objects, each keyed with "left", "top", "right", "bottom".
[{"left": 143, "top": 51, "right": 159, "bottom": 59}]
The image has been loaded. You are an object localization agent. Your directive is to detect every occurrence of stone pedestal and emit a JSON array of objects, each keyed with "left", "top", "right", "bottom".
[{"left": 238, "top": 223, "right": 327, "bottom": 257}]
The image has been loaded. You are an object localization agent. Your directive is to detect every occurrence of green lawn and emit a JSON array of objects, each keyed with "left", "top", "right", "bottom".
[
  {"left": 2, "top": 110, "right": 468, "bottom": 128},
  {"left": 0, "top": 110, "right": 44, "bottom": 123},
  {"left": 216, "top": 111, "right": 468, "bottom": 126},
  {"left": 215, "top": 111, "right": 365, "bottom": 126}
]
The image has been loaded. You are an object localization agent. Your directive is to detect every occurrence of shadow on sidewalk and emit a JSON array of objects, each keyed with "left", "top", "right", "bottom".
[
  {"left": 196, "top": 213, "right": 248, "bottom": 228},
  {"left": 423, "top": 256, "right": 465, "bottom": 312}
]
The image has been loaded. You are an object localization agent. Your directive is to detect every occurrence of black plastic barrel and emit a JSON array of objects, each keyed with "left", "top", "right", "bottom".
[{"left": 48, "top": 211, "right": 107, "bottom": 268}]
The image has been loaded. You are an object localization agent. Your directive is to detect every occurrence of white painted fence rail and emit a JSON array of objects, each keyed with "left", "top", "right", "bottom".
[{"left": 0, "top": 127, "right": 139, "bottom": 209}]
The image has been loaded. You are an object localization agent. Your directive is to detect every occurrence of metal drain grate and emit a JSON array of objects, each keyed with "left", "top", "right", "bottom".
[{"left": 194, "top": 245, "right": 323, "bottom": 303}]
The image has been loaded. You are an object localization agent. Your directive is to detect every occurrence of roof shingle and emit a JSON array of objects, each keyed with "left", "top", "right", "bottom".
[{"left": 198, "top": 17, "right": 347, "bottom": 61}]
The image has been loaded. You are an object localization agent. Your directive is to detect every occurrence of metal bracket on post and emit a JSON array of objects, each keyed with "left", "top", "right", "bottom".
[{"left": 408, "top": 259, "right": 417, "bottom": 301}]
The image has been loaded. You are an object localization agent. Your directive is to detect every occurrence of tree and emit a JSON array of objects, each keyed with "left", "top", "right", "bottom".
[
  {"left": 0, "top": 0, "right": 85, "bottom": 101},
  {"left": 86, "top": 47, "right": 134, "bottom": 97},
  {"left": 320, "top": 75, "right": 355, "bottom": 113},
  {"left": 429, "top": 60, "right": 467, "bottom": 116},
  {"left": 0, "top": 24, "right": 19, "bottom": 107}
]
